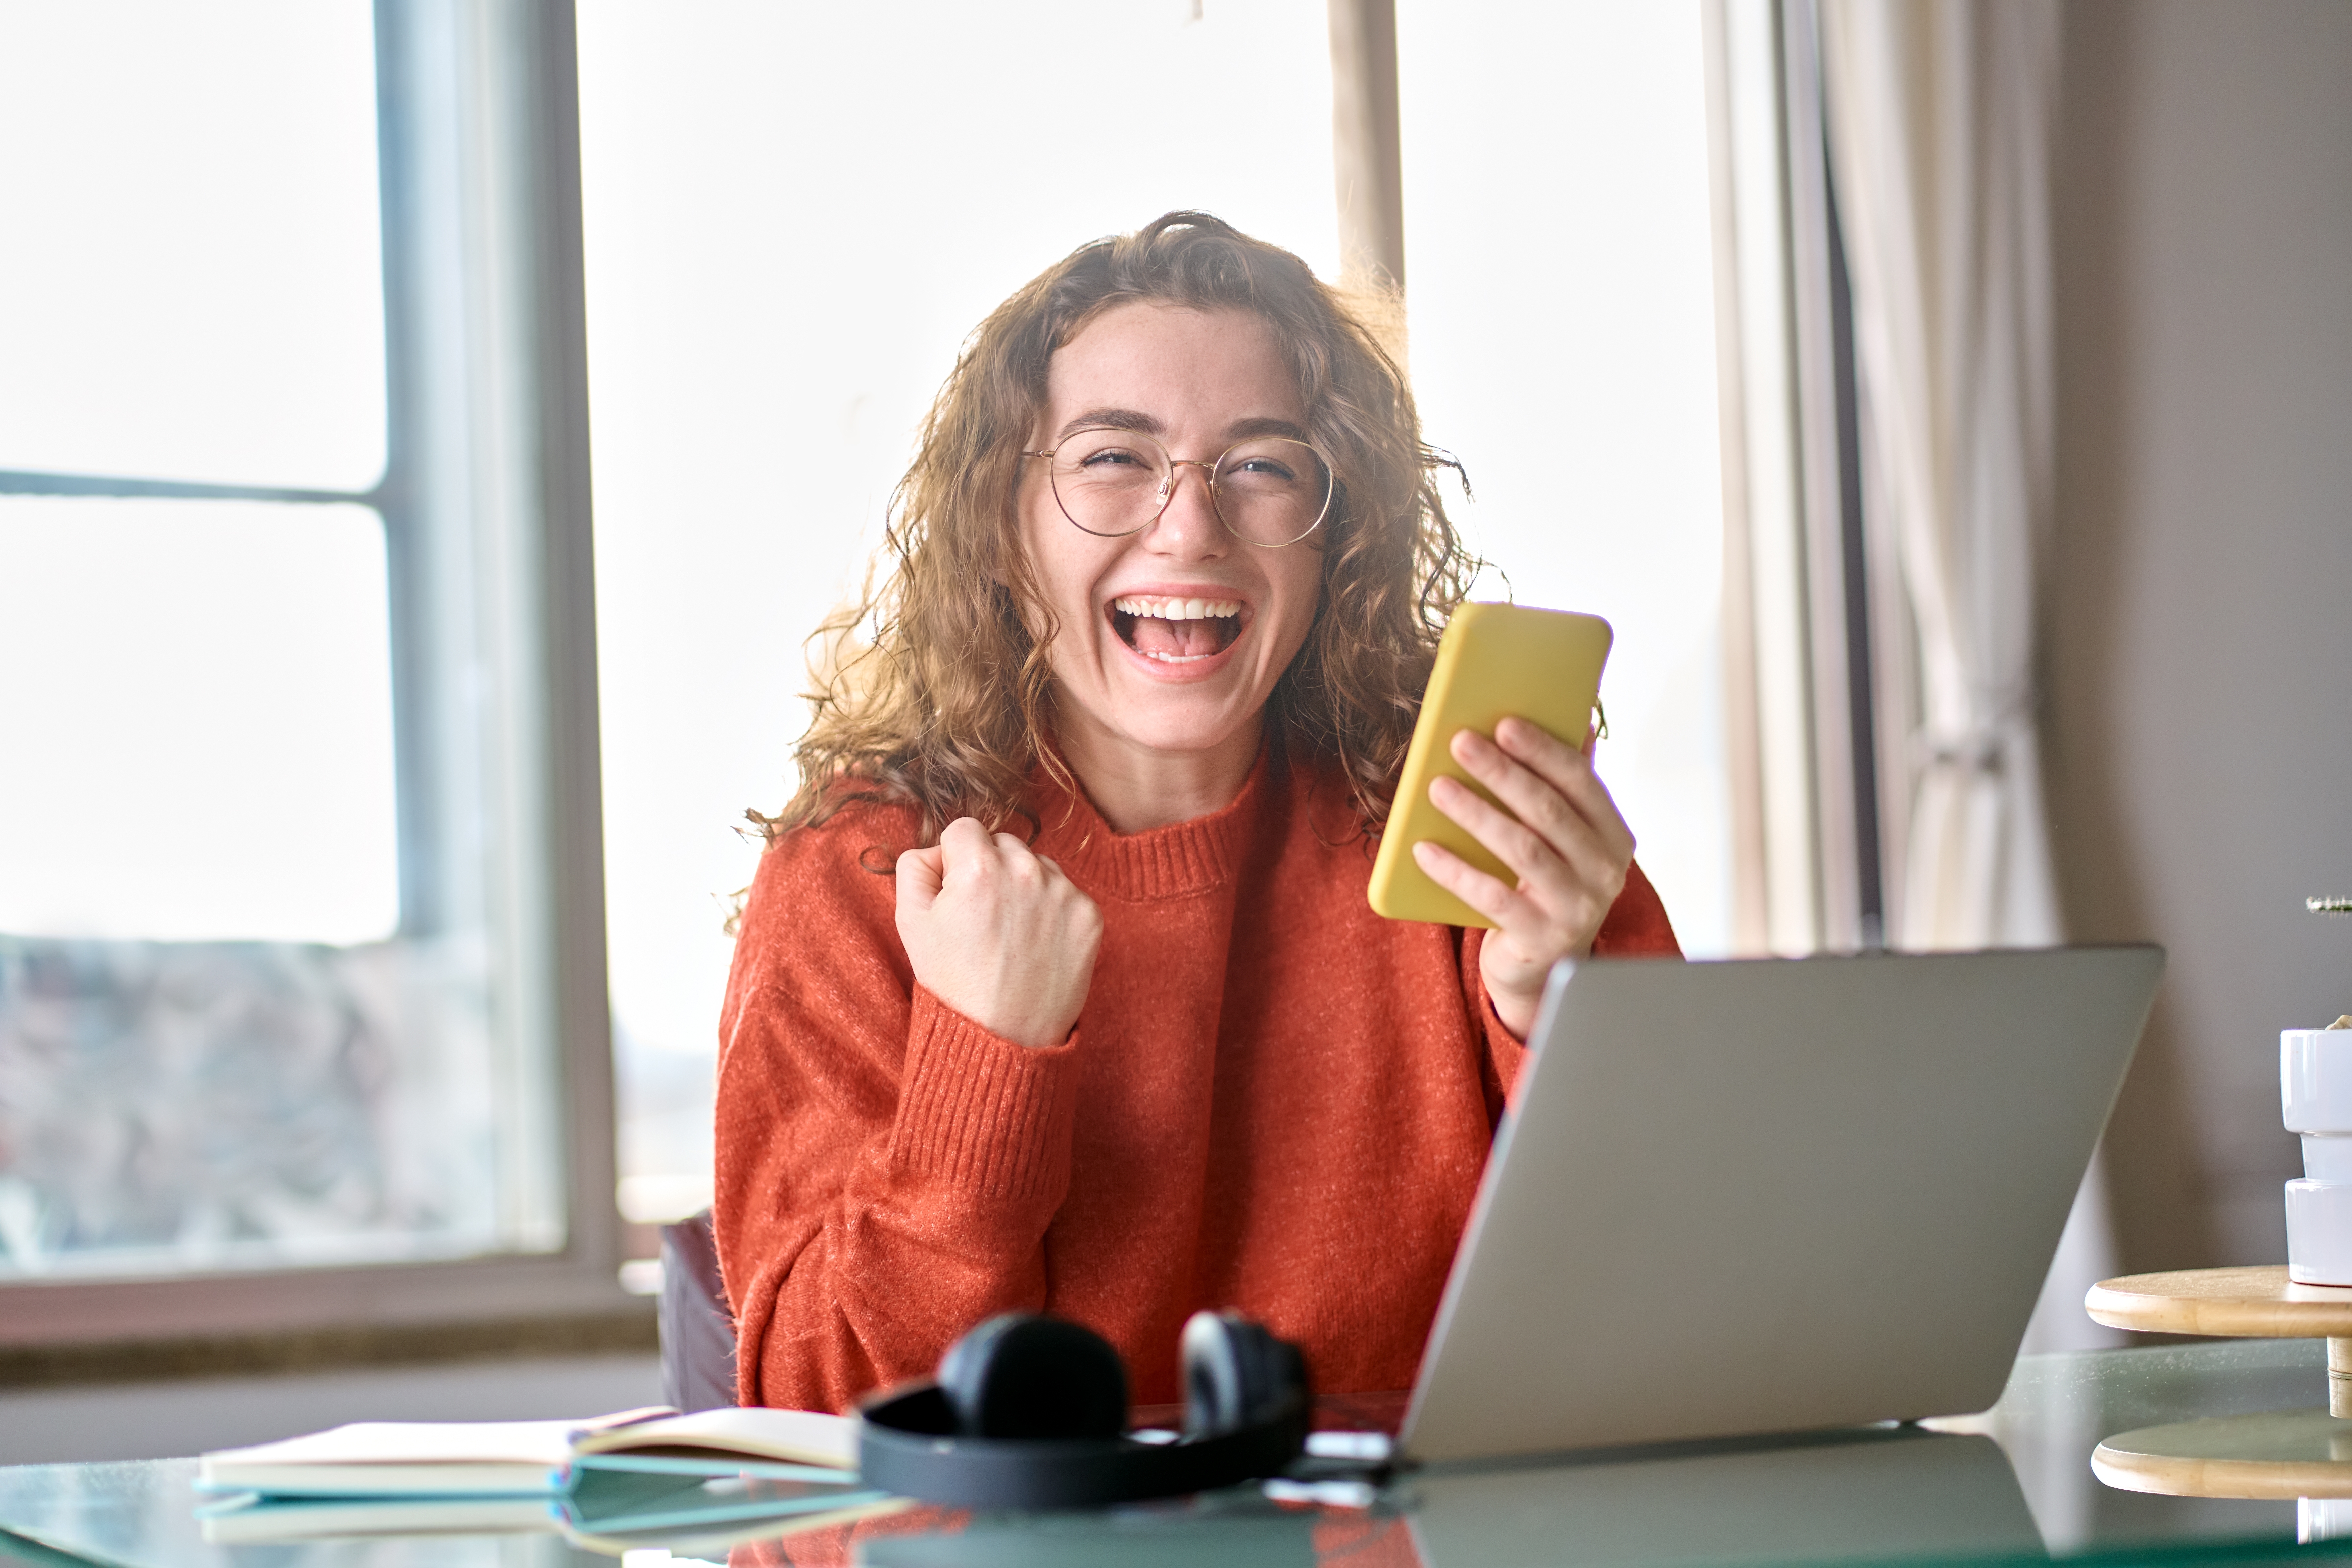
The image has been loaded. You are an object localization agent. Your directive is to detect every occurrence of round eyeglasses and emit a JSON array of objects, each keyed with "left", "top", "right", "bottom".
[{"left": 1022, "top": 427, "right": 1335, "bottom": 548}]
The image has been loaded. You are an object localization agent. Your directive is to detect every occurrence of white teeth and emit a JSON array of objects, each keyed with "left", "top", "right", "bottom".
[{"left": 1112, "top": 594, "right": 1241, "bottom": 620}]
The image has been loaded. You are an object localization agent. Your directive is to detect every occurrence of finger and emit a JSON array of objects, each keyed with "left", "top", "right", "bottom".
[
  {"left": 935, "top": 816, "right": 997, "bottom": 881},
  {"left": 1412, "top": 839, "right": 1541, "bottom": 931},
  {"left": 988, "top": 830, "right": 1064, "bottom": 891},
  {"left": 1451, "top": 723, "right": 1589, "bottom": 834},
  {"left": 1429, "top": 769, "right": 1628, "bottom": 947},
  {"left": 1448, "top": 728, "right": 1630, "bottom": 881},
  {"left": 939, "top": 816, "right": 994, "bottom": 849},
  {"left": 1427, "top": 772, "right": 1568, "bottom": 894},
  {"left": 895, "top": 845, "right": 945, "bottom": 912},
  {"left": 1417, "top": 835, "right": 1592, "bottom": 976},
  {"left": 1492, "top": 717, "right": 1636, "bottom": 861},
  {"left": 1503, "top": 715, "right": 1631, "bottom": 857}
]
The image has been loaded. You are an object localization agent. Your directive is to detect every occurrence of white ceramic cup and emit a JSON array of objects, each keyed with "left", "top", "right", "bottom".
[
  {"left": 2288, "top": 1180, "right": 2352, "bottom": 1286},
  {"left": 2284, "top": 1029, "right": 2352, "bottom": 1131},
  {"left": 2284, "top": 1029, "right": 2352, "bottom": 1285}
]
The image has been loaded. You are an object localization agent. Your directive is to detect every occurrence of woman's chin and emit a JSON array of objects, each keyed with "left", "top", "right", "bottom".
[{"left": 1082, "top": 674, "right": 1266, "bottom": 759}]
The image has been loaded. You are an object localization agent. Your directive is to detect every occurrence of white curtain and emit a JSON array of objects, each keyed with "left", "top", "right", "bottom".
[
  {"left": 1819, "top": 0, "right": 2116, "bottom": 1352},
  {"left": 1819, "top": 0, "right": 2060, "bottom": 951}
]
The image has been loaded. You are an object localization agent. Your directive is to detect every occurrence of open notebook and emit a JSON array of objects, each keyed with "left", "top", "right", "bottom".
[{"left": 197, "top": 1406, "right": 858, "bottom": 1498}]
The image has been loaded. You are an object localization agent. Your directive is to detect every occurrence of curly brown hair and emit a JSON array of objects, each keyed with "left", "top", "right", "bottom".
[{"left": 758, "top": 211, "right": 1477, "bottom": 848}]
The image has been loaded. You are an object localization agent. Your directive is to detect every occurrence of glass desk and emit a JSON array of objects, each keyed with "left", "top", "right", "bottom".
[{"left": 1, "top": 1339, "right": 2346, "bottom": 1567}]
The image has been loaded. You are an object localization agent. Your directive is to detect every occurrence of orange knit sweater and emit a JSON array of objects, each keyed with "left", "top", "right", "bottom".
[{"left": 714, "top": 744, "right": 1679, "bottom": 1412}]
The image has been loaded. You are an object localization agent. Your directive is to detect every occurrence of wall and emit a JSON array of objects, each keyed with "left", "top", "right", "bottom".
[{"left": 2050, "top": 0, "right": 2352, "bottom": 1271}]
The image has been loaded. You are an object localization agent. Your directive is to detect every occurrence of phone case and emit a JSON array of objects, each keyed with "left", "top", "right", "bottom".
[{"left": 1367, "top": 602, "right": 1613, "bottom": 928}]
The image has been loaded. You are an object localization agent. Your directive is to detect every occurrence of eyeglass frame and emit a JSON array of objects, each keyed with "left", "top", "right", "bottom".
[{"left": 1019, "top": 426, "right": 1337, "bottom": 548}]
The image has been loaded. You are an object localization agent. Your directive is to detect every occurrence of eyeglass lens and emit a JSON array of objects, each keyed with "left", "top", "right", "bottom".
[{"left": 1048, "top": 428, "right": 1331, "bottom": 546}]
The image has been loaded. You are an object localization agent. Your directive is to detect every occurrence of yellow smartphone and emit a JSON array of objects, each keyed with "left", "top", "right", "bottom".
[{"left": 1367, "top": 602, "right": 1613, "bottom": 927}]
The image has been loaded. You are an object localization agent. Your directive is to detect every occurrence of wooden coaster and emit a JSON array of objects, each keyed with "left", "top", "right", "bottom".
[
  {"left": 2087, "top": 1266, "right": 2352, "bottom": 1339},
  {"left": 2095, "top": 1409, "right": 2352, "bottom": 1500}
]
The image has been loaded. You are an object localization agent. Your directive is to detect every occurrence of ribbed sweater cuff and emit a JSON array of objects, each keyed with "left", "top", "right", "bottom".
[{"left": 889, "top": 987, "right": 1082, "bottom": 1203}]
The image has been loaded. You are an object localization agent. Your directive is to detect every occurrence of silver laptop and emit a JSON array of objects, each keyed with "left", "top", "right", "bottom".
[{"left": 1400, "top": 946, "right": 2163, "bottom": 1464}]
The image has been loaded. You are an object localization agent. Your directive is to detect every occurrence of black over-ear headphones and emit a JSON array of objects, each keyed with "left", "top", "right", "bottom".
[{"left": 856, "top": 1310, "right": 1311, "bottom": 1507}]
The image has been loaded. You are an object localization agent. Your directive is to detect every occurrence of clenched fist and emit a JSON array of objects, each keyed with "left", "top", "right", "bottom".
[{"left": 895, "top": 817, "right": 1104, "bottom": 1049}]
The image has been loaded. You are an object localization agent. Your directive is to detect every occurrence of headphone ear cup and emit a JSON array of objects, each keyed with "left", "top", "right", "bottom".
[
  {"left": 1181, "top": 1311, "right": 1305, "bottom": 1438},
  {"left": 936, "top": 1313, "right": 1130, "bottom": 1441},
  {"left": 936, "top": 1314, "right": 1023, "bottom": 1431}
]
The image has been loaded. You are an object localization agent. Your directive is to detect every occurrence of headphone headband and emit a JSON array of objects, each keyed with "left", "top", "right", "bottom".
[
  {"left": 857, "top": 1383, "right": 1307, "bottom": 1508},
  {"left": 854, "top": 1311, "right": 1311, "bottom": 1507}
]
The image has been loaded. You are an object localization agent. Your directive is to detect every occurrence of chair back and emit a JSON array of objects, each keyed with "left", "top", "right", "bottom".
[{"left": 658, "top": 1209, "right": 740, "bottom": 1411}]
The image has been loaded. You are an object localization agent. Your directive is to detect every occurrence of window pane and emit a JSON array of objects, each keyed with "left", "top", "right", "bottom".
[
  {"left": 0, "top": 500, "right": 530, "bottom": 1280},
  {"left": 0, "top": 7, "right": 593, "bottom": 1294},
  {"left": 1399, "top": 2, "right": 1735, "bottom": 957},
  {"left": 0, "top": 498, "right": 398, "bottom": 944},
  {"left": 577, "top": 0, "right": 1339, "bottom": 1228},
  {"left": 0, "top": 2, "right": 387, "bottom": 491}
]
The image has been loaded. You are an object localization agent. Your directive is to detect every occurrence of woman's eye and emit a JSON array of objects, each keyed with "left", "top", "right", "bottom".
[
  {"left": 1233, "top": 457, "right": 1297, "bottom": 481},
  {"left": 1078, "top": 447, "right": 1145, "bottom": 468}
]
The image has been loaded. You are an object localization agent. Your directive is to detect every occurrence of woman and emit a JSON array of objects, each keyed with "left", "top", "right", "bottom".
[{"left": 716, "top": 212, "right": 1678, "bottom": 1414}]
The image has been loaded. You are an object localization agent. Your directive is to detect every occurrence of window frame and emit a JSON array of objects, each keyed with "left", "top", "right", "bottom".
[{"left": 0, "top": 0, "right": 630, "bottom": 1351}]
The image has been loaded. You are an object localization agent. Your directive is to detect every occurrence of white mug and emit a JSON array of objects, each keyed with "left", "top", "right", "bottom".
[{"left": 2284, "top": 1029, "right": 2352, "bottom": 1285}]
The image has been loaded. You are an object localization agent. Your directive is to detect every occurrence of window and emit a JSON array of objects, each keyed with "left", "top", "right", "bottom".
[
  {"left": 0, "top": 0, "right": 623, "bottom": 1343},
  {"left": 1398, "top": 1, "right": 1733, "bottom": 958}
]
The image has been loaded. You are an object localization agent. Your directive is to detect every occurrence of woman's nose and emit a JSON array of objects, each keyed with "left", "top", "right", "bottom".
[{"left": 1146, "top": 461, "right": 1227, "bottom": 558}]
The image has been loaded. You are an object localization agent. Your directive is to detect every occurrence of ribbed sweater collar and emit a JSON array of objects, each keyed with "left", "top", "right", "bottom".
[{"left": 1031, "top": 740, "right": 1275, "bottom": 902}]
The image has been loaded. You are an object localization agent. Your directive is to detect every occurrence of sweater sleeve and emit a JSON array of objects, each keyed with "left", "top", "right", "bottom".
[
  {"left": 713, "top": 814, "right": 1085, "bottom": 1413},
  {"left": 1462, "top": 858, "right": 1682, "bottom": 1118}
]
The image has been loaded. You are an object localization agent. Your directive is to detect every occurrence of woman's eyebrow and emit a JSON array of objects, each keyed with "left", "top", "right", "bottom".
[
  {"left": 1224, "top": 416, "right": 1311, "bottom": 443},
  {"left": 1057, "top": 408, "right": 1163, "bottom": 441},
  {"left": 1053, "top": 410, "right": 1312, "bottom": 445}
]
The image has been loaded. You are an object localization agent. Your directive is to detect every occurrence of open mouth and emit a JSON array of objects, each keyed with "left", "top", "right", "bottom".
[{"left": 1109, "top": 594, "right": 1244, "bottom": 664}]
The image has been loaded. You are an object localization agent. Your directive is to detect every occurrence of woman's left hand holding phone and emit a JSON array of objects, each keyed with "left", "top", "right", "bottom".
[
  {"left": 1411, "top": 716, "right": 1637, "bottom": 1042},
  {"left": 895, "top": 817, "right": 1105, "bottom": 1049}
]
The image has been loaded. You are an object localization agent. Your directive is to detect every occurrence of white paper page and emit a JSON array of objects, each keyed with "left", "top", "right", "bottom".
[{"left": 580, "top": 1407, "right": 856, "bottom": 1470}]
